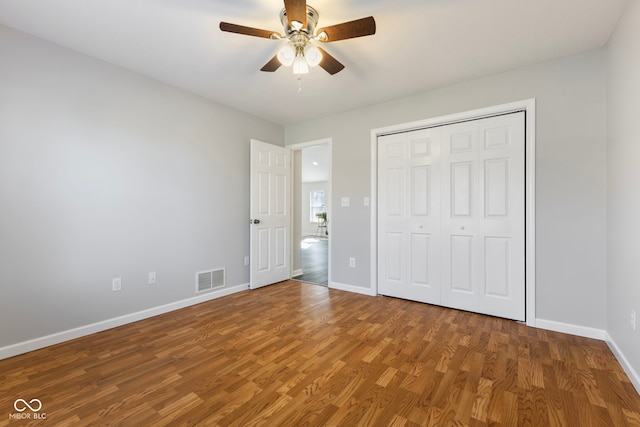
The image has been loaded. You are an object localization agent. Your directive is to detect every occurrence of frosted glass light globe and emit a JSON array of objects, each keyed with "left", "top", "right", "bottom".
[
  {"left": 304, "top": 45, "right": 322, "bottom": 67},
  {"left": 277, "top": 44, "right": 295, "bottom": 66}
]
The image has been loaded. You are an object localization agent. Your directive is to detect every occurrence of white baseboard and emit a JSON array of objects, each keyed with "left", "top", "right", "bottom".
[
  {"left": 0, "top": 283, "right": 249, "bottom": 361},
  {"left": 605, "top": 332, "right": 640, "bottom": 395},
  {"left": 292, "top": 269, "right": 303, "bottom": 278},
  {"left": 535, "top": 318, "right": 607, "bottom": 340},
  {"left": 329, "top": 281, "right": 376, "bottom": 296}
]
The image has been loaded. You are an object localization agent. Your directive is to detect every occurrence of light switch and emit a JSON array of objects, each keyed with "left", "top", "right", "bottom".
[{"left": 341, "top": 197, "right": 350, "bottom": 207}]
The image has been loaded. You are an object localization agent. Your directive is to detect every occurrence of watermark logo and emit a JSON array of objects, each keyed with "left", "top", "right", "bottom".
[
  {"left": 14, "top": 399, "right": 42, "bottom": 412},
  {"left": 9, "top": 398, "right": 46, "bottom": 420}
]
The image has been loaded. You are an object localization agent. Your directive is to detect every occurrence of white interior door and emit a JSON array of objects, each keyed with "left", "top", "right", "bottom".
[
  {"left": 378, "top": 128, "right": 441, "bottom": 304},
  {"left": 250, "top": 140, "right": 291, "bottom": 289},
  {"left": 440, "top": 112, "right": 525, "bottom": 320},
  {"left": 377, "top": 112, "right": 525, "bottom": 321}
]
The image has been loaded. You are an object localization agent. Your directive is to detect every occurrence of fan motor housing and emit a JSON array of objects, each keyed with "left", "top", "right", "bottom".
[{"left": 280, "top": 5, "right": 319, "bottom": 36}]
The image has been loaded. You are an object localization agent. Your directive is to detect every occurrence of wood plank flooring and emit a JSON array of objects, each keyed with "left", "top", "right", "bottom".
[{"left": 1, "top": 281, "right": 639, "bottom": 426}]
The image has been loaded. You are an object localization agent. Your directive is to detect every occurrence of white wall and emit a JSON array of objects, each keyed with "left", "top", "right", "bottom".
[
  {"left": 301, "top": 181, "right": 330, "bottom": 236},
  {"left": 606, "top": 0, "right": 640, "bottom": 383},
  {"left": 0, "top": 25, "right": 283, "bottom": 349},
  {"left": 285, "top": 49, "right": 607, "bottom": 330}
]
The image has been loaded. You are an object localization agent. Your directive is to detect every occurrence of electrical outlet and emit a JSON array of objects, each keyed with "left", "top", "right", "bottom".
[
  {"left": 632, "top": 309, "right": 636, "bottom": 331},
  {"left": 349, "top": 257, "right": 356, "bottom": 268},
  {"left": 244, "top": 256, "right": 249, "bottom": 266},
  {"left": 112, "top": 277, "right": 122, "bottom": 292},
  {"left": 148, "top": 272, "right": 157, "bottom": 285}
]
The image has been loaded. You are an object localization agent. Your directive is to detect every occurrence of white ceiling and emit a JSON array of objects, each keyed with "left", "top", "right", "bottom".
[
  {"left": 301, "top": 145, "right": 330, "bottom": 183},
  {"left": 0, "top": 0, "right": 628, "bottom": 125}
]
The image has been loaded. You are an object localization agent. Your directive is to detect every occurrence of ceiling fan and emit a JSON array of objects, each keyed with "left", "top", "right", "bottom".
[{"left": 219, "top": 0, "right": 376, "bottom": 76}]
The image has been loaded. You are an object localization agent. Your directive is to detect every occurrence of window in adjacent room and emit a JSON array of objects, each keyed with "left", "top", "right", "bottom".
[{"left": 310, "top": 190, "right": 326, "bottom": 223}]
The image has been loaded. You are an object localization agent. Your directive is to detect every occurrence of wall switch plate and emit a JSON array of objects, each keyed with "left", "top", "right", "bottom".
[
  {"left": 148, "top": 272, "right": 157, "bottom": 285},
  {"left": 112, "top": 277, "right": 122, "bottom": 292},
  {"left": 244, "top": 256, "right": 249, "bottom": 266},
  {"left": 632, "top": 309, "right": 636, "bottom": 331},
  {"left": 349, "top": 257, "right": 356, "bottom": 268},
  {"left": 364, "top": 197, "right": 370, "bottom": 207},
  {"left": 341, "top": 197, "right": 350, "bottom": 207}
]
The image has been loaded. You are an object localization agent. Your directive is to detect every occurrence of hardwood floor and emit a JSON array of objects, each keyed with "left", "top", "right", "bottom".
[
  {"left": 294, "top": 236, "right": 328, "bottom": 286},
  {"left": 1, "top": 281, "right": 639, "bottom": 426}
]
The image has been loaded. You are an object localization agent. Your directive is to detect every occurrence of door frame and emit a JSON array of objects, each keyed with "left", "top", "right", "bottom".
[
  {"left": 370, "top": 99, "right": 537, "bottom": 327},
  {"left": 287, "top": 138, "right": 333, "bottom": 286}
]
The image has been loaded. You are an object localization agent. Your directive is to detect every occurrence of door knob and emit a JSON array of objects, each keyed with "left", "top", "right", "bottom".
[{"left": 251, "top": 219, "right": 261, "bottom": 224}]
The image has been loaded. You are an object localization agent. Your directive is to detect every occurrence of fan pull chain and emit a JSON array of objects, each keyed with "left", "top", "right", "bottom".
[{"left": 297, "top": 75, "right": 302, "bottom": 93}]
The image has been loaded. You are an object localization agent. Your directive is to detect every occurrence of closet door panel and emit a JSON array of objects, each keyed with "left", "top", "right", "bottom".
[
  {"left": 441, "top": 112, "right": 525, "bottom": 321},
  {"left": 378, "top": 129, "right": 441, "bottom": 303}
]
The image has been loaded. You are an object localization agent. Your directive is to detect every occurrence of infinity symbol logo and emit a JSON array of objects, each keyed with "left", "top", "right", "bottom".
[{"left": 14, "top": 398, "right": 42, "bottom": 412}]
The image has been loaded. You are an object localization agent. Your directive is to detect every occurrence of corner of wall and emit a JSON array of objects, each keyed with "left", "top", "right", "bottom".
[{"left": 605, "top": 332, "right": 640, "bottom": 395}]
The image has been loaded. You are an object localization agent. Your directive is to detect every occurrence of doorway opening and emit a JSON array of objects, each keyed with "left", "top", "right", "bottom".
[{"left": 290, "top": 140, "right": 331, "bottom": 287}]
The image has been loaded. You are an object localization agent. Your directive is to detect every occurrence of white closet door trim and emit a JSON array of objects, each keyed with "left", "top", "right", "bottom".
[{"left": 370, "top": 99, "right": 536, "bottom": 327}]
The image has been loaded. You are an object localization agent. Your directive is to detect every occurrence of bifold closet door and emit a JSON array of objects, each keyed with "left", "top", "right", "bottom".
[
  {"left": 378, "top": 128, "right": 441, "bottom": 304},
  {"left": 377, "top": 112, "right": 525, "bottom": 321},
  {"left": 440, "top": 112, "right": 525, "bottom": 321}
]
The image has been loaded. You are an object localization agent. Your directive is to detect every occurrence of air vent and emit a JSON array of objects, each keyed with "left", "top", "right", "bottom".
[{"left": 196, "top": 268, "right": 225, "bottom": 293}]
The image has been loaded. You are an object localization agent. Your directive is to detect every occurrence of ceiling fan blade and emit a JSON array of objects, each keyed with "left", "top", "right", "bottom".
[
  {"left": 260, "top": 55, "right": 282, "bottom": 72},
  {"left": 220, "top": 22, "right": 280, "bottom": 39},
  {"left": 283, "top": 0, "right": 307, "bottom": 28},
  {"left": 316, "top": 16, "right": 376, "bottom": 42},
  {"left": 317, "top": 47, "right": 345, "bottom": 75}
]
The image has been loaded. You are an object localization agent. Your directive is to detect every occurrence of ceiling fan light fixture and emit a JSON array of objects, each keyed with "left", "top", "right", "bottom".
[
  {"left": 220, "top": 3, "right": 376, "bottom": 80},
  {"left": 277, "top": 44, "right": 295, "bottom": 66},
  {"left": 304, "top": 44, "right": 322, "bottom": 67}
]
